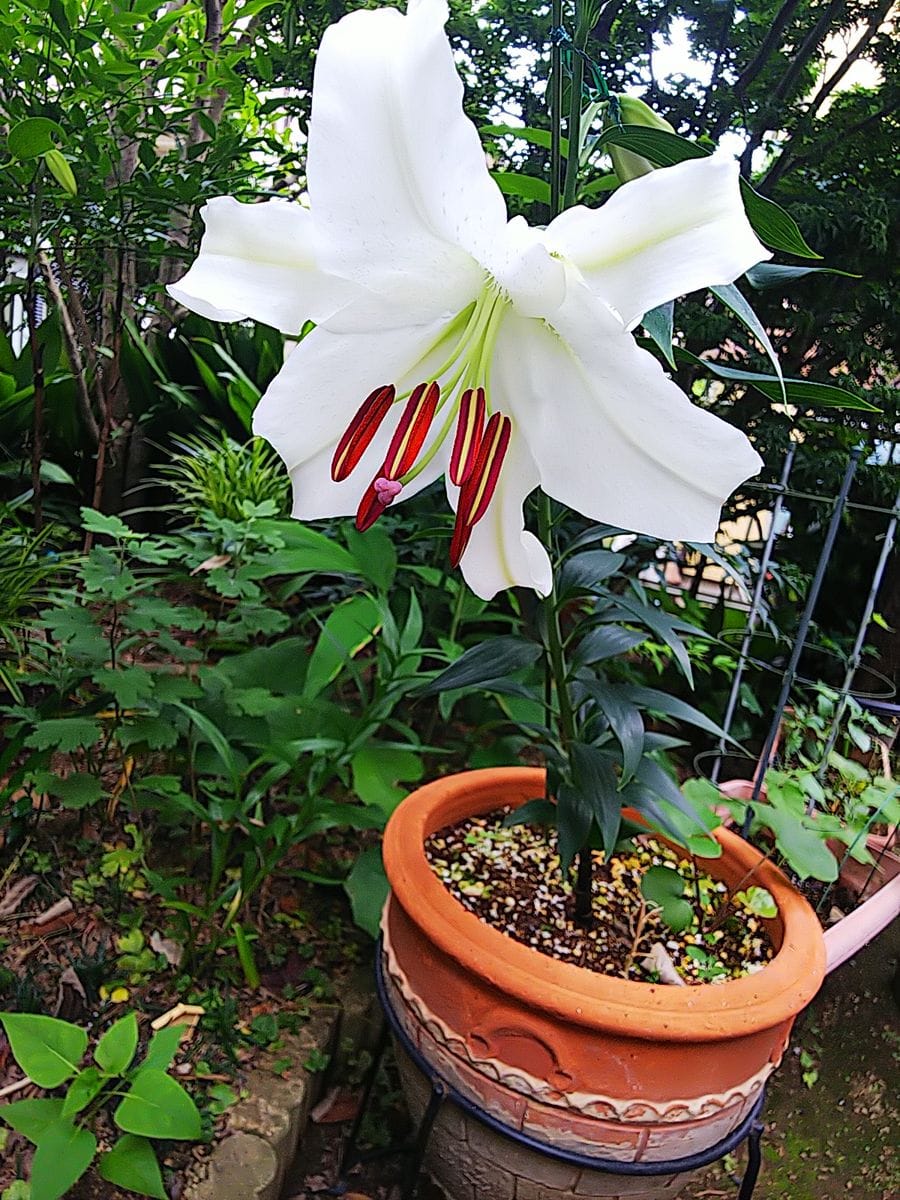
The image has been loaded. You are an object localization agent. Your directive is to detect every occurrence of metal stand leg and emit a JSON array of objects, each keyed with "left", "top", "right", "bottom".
[
  {"left": 737, "top": 1118, "right": 765, "bottom": 1200},
  {"left": 399, "top": 1079, "right": 446, "bottom": 1200},
  {"left": 338, "top": 1019, "right": 390, "bottom": 1177}
]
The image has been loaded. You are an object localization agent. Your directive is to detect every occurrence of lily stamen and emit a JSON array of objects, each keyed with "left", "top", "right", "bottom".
[
  {"left": 331, "top": 385, "right": 395, "bottom": 482},
  {"left": 383, "top": 381, "right": 440, "bottom": 480},
  {"left": 450, "top": 411, "right": 512, "bottom": 566},
  {"left": 449, "top": 387, "right": 485, "bottom": 486}
]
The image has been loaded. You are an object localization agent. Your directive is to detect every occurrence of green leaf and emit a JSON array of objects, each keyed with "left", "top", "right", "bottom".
[
  {"left": 571, "top": 626, "right": 646, "bottom": 668},
  {"left": 739, "top": 180, "right": 821, "bottom": 260},
  {"left": 95, "top": 1013, "right": 138, "bottom": 1075},
  {"left": 24, "top": 718, "right": 101, "bottom": 754},
  {"left": 351, "top": 744, "right": 424, "bottom": 816},
  {"left": 344, "top": 845, "right": 389, "bottom": 939},
  {"left": 745, "top": 263, "right": 858, "bottom": 290},
  {"left": 61, "top": 1067, "right": 105, "bottom": 1118},
  {"left": 80, "top": 507, "right": 135, "bottom": 539},
  {"left": 139, "top": 1025, "right": 182, "bottom": 1074},
  {"left": 620, "top": 685, "right": 732, "bottom": 743},
  {"left": 30, "top": 1121, "right": 96, "bottom": 1200},
  {"left": 674, "top": 347, "right": 879, "bottom": 411},
  {"left": 481, "top": 124, "right": 569, "bottom": 156},
  {"left": 757, "top": 807, "right": 838, "bottom": 882},
  {"left": 343, "top": 523, "right": 396, "bottom": 590},
  {"left": 580, "top": 684, "right": 644, "bottom": 786},
  {"left": 490, "top": 170, "right": 550, "bottom": 204},
  {"left": 115, "top": 1070, "right": 201, "bottom": 1141},
  {"left": 98, "top": 1135, "right": 167, "bottom": 1200},
  {"left": 43, "top": 149, "right": 77, "bottom": 197},
  {"left": 642, "top": 302, "right": 675, "bottom": 369},
  {"left": 0, "top": 1099, "right": 64, "bottom": 1143},
  {"left": 421, "top": 636, "right": 541, "bottom": 695},
  {"left": 709, "top": 283, "right": 783, "bottom": 400},
  {"left": 41, "top": 772, "right": 103, "bottom": 810},
  {"left": 559, "top": 549, "right": 625, "bottom": 594},
  {"left": 641, "top": 865, "right": 693, "bottom": 932},
  {"left": 8, "top": 118, "right": 65, "bottom": 160},
  {"left": 302, "top": 594, "right": 383, "bottom": 700},
  {"left": 571, "top": 742, "right": 622, "bottom": 859},
  {"left": 92, "top": 667, "right": 156, "bottom": 709},
  {"left": 557, "top": 782, "right": 594, "bottom": 872},
  {"left": 0, "top": 1014, "right": 87, "bottom": 1088}
]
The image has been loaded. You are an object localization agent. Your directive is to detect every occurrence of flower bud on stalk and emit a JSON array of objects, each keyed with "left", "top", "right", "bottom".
[{"left": 607, "top": 95, "right": 675, "bottom": 184}]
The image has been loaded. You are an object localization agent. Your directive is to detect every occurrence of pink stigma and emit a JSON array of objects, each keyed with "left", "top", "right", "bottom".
[{"left": 373, "top": 476, "right": 403, "bottom": 505}]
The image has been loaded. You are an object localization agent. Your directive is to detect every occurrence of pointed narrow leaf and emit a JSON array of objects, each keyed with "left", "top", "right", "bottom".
[
  {"left": 710, "top": 283, "right": 783, "bottom": 400},
  {"left": 302, "top": 594, "right": 382, "bottom": 700},
  {"left": 490, "top": 171, "right": 551, "bottom": 205},
  {"left": 30, "top": 1120, "right": 96, "bottom": 1200},
  {"left": 421, "top": 637, "right": 541, "bottom": 695},
  {"left": 0, "top": 1013, "right": 87, "bottom": 1087},
  {"left": 140, "top": 1024, "right": 183, "bottom": 1074},
  {"left": 559, "top": 550, "right": 625, "bottom": 594},
  {"left": 571, "top": 625, "right": 646, "bottom": 668},
  {"left": 580, "top": 683, "right": 644, "bottom": 786},
  {"left": 745, "top": 263, "right": 857, "bottom": 289},
  {"left": 98, "top": 1135, "right": 167, "bottom": 1199},
  {"left": 642, "top": 302, "right": 675, "bottom": 369},
  {"left": 571, "top": 742, "right": 622, "bottom": 859},
  {"left": 673, "top": 347, "right": 879, "bottom": 411},
  {"left": 620, "top": 685, "right": 733, "bottom": 743},
  {"left": 557, "top": 783, "right": 593, "bottom": 871},
  {"left": 115, "top": 1070, "right": 201, "bottom": 1140}
]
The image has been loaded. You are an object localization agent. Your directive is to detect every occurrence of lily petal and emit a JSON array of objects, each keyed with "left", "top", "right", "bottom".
[
  {"left": 252, "top": 316, "right": 452, "bottom": 520},
  {"left": 307, "top": 0, "right": 505, "bottom": 315},
  {"left": 495, "top": 289, "right": 763, "bottom": 543},
  {"left": 449, "top": 432, "right": 552, "bottom": 601},
  {"left": 168, "top": 197, "right": 350, "bottom": 332},
  {"left": 545, "top": 156, "right": 770, "bottom": 331}
]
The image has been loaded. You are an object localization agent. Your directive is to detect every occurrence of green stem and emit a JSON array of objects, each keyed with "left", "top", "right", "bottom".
[
  {"left": 562, "top": 11, "right": 588, "bottom": 208},
  {"left": 549, "top": 0, "right": 563, "bottom": 217}
]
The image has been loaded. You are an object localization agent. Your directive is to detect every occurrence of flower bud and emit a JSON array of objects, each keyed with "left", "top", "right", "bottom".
[{"left": 607, "top": 95, "right": 675, "bottom": 184}]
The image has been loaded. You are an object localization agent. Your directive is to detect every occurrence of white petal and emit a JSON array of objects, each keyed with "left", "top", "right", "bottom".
[
  {"left": 307, "top": 0, "right": 506, "bottom": 315},
  {"left": 168, "top": 197, "right": 351, "bottom": 333},
  {"left": 545, "top": 156, "right": 771, "bottom": 331},
  {"left": 449, "top": 435, "right": 552, "bottom": 601},
  {"left": 494, "top": 293, "right": 763, "bottom": 543},
  {"left": 253, "top": 317, "right": 451, "bottom": 520}
]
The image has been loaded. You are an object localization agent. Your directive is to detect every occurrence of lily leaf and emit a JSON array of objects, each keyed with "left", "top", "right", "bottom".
[
  {"left": 490, "top": 170, "right": 551, "bottom": 205},
  {"left": 421, "top": 636, "right": 541, "bottom": 695},
  {"left": 745, "top": 263, "right": 858, "bottom": 290},
  {"left": 709, "top": 282, "right": 783, "bottom": 401},
  {"left": 642, "top": 302, "right": 675, "bottom": 369}
]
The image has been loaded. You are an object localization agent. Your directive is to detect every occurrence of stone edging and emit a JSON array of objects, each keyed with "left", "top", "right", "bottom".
[{"left": 183, "top": 1006, "right": 340, "bottom": 1200}]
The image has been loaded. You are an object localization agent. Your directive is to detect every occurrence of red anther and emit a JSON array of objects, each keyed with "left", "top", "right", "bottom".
[
  {"left": 355, "top": 477, "right": 387, "bottom": 532},
  {"left": 331, "top": 385, "right": 395, "bottom": 482},
  {"left": 449, "top": 387, "right": 485, "bottom": 486},
  {"left": 382, "top": 381, "right": 440, "bottom": 480},
  {"left": 449, "top": 412, "right": 512, "bottom": 567}
]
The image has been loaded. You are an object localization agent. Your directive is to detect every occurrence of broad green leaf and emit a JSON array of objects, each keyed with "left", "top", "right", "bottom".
[
  {"left": 490, "top": 170, "right": 551, "bottom": 204},
  {"left": 0, "top": 1099, "right": 64, "bottom": 1142},
  {"left": 302, "top": 594, "right": 382, "bottom": 700},
  {"left": 24, "top": 718, "right": 101, "bottom": 754},
  {"left": 29, "top": 1120, "right": 96, "bottom": 1200},
  {"left": 8, "top": 118, "right": 64, "bottom": 160},
  {"left": 351, "top": 744, "right": 424, "bottom": 816},
  {"left": 757, "top": 807, "right": 838, "bottom": 882},
  {"left": 343, "top": 522, "right": 396, "bottom": 590},
  {"left": 115, "top": 1069, "right": 201, "bottom": 1140},
  {"left": 344, "top": 845, "right": 389, "bottom": 939},
  {"left": 40, "top": 772, "right": 103, "bottom": 810},
  {"left": 98, "top": 1135, "right": 167, "bottom": 1200},
  {"left": 642, "top": 302, "right": 675, "bottom": 369},
  {"left": 95, "top": 1012, "right": 138, "bottom": 1075},
  {"left": 421, "top": 636, "right": 541, "bottom": 695},
  {"left": 92, "top": 667, "right": 156, "bottom": 709},
  {"left": 79, "top": 507, "right": 135, "bottom": 539},
  {"left": 641, "top": 865, "right": 693, "bottom": 932},
  {"left": 0, "top": 1014, "right": 87, "bottom": 1088},
  {"left": 252, "top": 519, "right": 360, "bottom": 577},
  {"left": 139, "top": 1025, "right": 182, "bottom": 1074},
  {"left": 579, "top": 173, "right": 620, "bottom": 198},
  {"left": 61, "top": 1067, "right": 105, "bottom": 1117}
]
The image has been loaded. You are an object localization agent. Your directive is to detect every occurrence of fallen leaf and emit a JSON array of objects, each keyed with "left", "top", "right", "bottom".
[
  {"left": 33, "top": 897, "right": 74, "bottom": 926},
  {"left": 641, "top": 942, "right": 687, "bottom": 986},
  {"left": 150, "top": 930, "right": 185, "bottom": 967},
  {"left": 191, "top": 553, "right": 231, "bottom": 574},
  {"left": 151, "top": 1002, "right": 205, "bottom": 1039},
  {"left": 310, "top": 1086, "right": 361, "bottom": 1124},
  {"left": 0, "top": 876, "right": 39, "bottom": 917}
]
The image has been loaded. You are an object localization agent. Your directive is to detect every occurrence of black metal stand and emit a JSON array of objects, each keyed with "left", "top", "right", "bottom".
[{"left": 315, "top": 949, "right": 767, "bottom": 1200}]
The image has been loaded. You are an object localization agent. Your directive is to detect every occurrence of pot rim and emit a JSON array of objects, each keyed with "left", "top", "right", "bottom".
[{"left": 383, "top": 766, "right": 826, "bottom": 1042}]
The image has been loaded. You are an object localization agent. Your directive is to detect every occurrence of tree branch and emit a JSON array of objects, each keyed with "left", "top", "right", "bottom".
[{"left": 37, "top": 252, "right": 100, "bottom": 446}]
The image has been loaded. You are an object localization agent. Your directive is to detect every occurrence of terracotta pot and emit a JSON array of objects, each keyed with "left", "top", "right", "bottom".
[
  {"left": 382, "top": 767, "right": 825, "bottom": 1200},
  {"left": 716, "top": 778, "right": 900, "bottom": 973}
]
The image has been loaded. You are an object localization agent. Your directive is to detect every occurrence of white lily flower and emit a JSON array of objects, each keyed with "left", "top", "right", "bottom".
[{"left": 169, "top": 0, "right": 768, "bottom": 600}]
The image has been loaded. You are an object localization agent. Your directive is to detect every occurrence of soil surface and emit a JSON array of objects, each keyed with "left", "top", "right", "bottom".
[
  {"left": 426, "top": 813, "right": 774, "bottom": 983},
  {"left": 286, "top": 919, "right": 899, "bottom": 1200}
]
